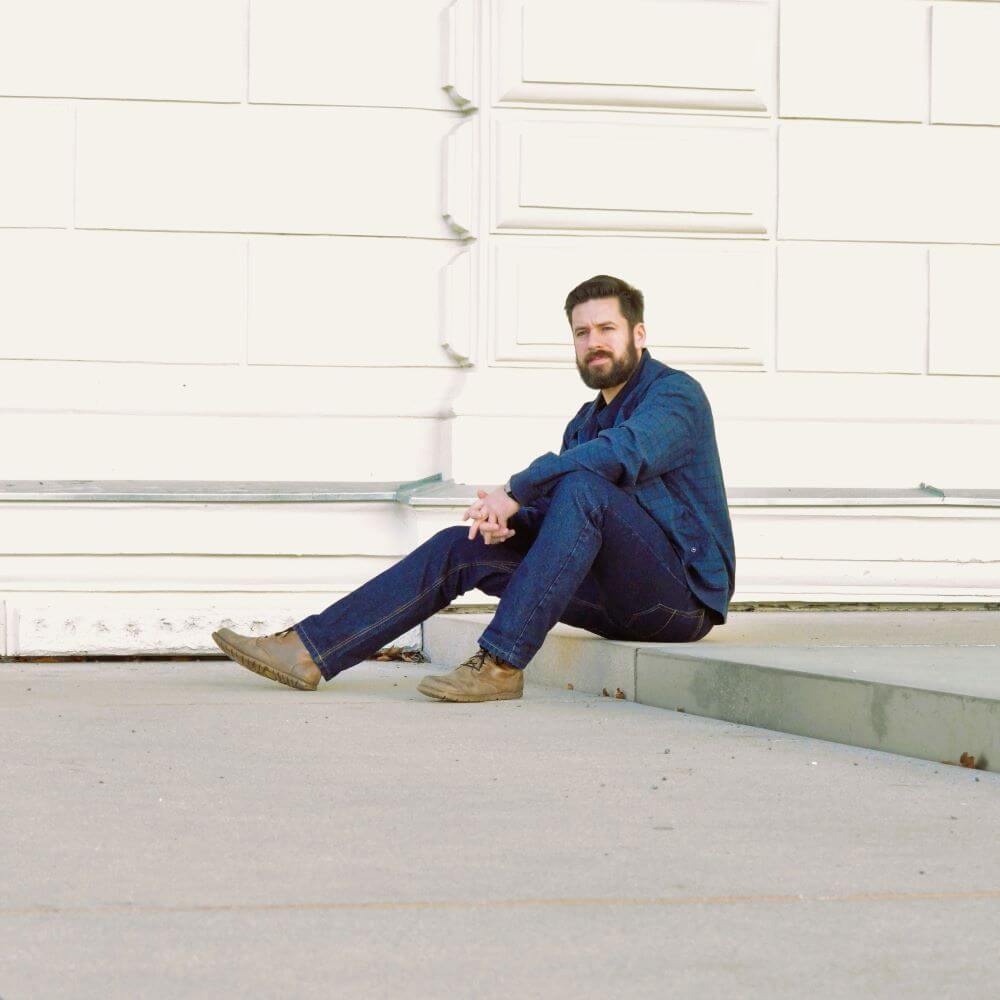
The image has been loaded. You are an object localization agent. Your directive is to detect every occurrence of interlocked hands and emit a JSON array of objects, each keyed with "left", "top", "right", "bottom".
[{"left": 463, "top": 486, "right": 521, "bottom": 545}]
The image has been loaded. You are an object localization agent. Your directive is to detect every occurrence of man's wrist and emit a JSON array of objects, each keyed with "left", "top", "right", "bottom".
[{"left": 503, "top": 479, "right": 519, "bottom": 504}]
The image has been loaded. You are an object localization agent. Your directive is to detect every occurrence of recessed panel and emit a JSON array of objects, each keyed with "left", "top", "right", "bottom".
[
  {"left": 497, "top": 0, "right": 773, "bottom": 113},
  {"left": 493, "top": 239, "right": 769, "bottom": 367},
  {"left": 496, "top": 118, "right": 773, "bottom": 236}
]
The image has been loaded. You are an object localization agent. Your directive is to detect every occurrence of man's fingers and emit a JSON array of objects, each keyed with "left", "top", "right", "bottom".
[
  {"left": 481, "top": 523, "right": 515, "bottom": 545},
  {"left": 463, "top": 489, "right": 489, "bottom": 520},
  {"left": 469, "top": 513, "right": 490, "bottom": 542},
  {"left": 464, "top": 496, "right": 489, "bottom": 521},
  {"left": 470, "top": 509, "right": 501, "bottom": 541},
  {"left": 476, "top": 513, "right": 501, "bottom": 541}
]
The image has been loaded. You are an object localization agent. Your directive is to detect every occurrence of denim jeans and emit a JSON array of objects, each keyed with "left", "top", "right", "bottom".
[{"left": 293, "top": 469, "right": 717, "bottom": 680}]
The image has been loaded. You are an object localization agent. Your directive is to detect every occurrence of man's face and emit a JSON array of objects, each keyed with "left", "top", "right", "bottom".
[{"left": 570, "top": 296, "right": 646, "bottom": 390}]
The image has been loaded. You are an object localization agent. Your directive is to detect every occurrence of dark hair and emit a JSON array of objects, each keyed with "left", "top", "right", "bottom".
[{"left": 564, "top": 274, "right": 644, "bottom": 332}]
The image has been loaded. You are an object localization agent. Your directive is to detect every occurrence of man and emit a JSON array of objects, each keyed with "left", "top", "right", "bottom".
[{"left": 212, "top": 274, "right": 736, "bottom": 701}]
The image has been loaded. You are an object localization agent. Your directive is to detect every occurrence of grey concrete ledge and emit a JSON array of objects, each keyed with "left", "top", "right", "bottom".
[
  {"left": 423, "top": 610, "right": 1000, "bottom": 773},
  {"left": 405, "top": 482, "right": 1000, "bottom": 508},
  {"left": 0, "top": 474, "right": 443, "bottom": 503},
  {"left": 1, "top": 477, "right": 997, "bottom": 507}
]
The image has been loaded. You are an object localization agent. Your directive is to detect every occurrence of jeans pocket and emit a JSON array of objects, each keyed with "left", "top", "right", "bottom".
[{"left": 623, "top": 602, "right": 704, "bottom": 641}]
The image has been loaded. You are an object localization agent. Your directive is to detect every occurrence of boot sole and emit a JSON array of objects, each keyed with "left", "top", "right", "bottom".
[
  {"left": 211, "top": 631, "right": 318, "bottom": 691},
  {"left": 416, "top": 680, "right": 522, "bottom": 702}
]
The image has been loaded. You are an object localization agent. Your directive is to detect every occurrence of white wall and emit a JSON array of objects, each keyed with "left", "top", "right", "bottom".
[
  {"left": 0, "top": 0, "right": 466, "bottom": 482},
  {"left": 1, "top": 0, "right": 997, "bottom": 655},
  {"left": 444, "top": 0, "right": 1000, "bottom": 490}
]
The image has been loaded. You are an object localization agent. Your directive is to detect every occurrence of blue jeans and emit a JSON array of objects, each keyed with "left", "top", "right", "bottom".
[{"left": 293, "top": 470, "right": 717, "bottom": 680}]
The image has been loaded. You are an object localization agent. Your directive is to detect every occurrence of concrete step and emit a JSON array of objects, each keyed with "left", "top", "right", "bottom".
[{"left": 423, "top": 610, "right": 1000, "bottom": 773}]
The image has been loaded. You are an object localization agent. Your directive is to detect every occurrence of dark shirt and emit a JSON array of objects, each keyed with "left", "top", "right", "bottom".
[{"left": 579, "top": 346, "right": 649, "bottom": 443}]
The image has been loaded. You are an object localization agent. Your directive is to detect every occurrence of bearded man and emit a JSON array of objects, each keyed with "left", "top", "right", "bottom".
[{"left": 212, "top": 274, "right": 736, "bottom": 701}]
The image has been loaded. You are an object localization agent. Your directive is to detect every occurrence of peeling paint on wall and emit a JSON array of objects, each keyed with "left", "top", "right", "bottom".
[{"left": 7, "top": 599, "right": 420, "bottom": 657}]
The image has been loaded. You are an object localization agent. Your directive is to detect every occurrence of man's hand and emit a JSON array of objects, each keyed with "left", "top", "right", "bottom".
[{"left": 464, "top": 486, "right": 520, "bottom": 543}]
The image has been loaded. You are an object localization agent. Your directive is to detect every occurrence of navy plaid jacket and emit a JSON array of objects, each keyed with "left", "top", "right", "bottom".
[{"left": 508, "top": 347, "right": 735, "bottom": 624}]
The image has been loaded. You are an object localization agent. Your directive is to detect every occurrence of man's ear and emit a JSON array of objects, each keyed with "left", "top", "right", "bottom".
[{"left": 634, "top": 322, "right": 647, "bottom": 347}]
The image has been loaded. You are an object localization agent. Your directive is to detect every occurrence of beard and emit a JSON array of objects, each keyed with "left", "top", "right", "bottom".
[{"left": 576, "top": 335, "right": 641, "bottom": 390}]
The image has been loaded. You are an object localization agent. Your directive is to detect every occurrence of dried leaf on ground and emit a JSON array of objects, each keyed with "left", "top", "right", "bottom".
[
  {"left": 602, "top": 688, "right": 610, "bottom": 697},
  {"left": 941, "top": 752, "right": 980, "bottom": 769},
  {"left": 566, "top": 682, "right": 574, "bottom": 690},
  {"left": 615, "top": 688, "right": 626, "bottom": 699},
  {"left": 372, "top": 646, "right": 427, "bottom": 662}
]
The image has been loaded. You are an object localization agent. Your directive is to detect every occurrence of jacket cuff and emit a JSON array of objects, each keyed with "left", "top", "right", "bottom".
[
  {"left": 507, "top": 467, "right": 538, "bottom": 506},
  {"left": 508, "top": 453, "right": 560, "bottom": 507}
]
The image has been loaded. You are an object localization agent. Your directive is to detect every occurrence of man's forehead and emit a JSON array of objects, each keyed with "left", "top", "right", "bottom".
[{"left": 571, "top": 297, "right": 625, "bottom": 328}]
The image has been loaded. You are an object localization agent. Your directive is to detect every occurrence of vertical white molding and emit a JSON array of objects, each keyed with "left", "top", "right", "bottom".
[
  {"left": 441, "top": 0, "right": 479, "bottom": 111},
  {"left": 440, "top": 246, "right": 476, "bottom": 366},
  {"left": 442, "top": 116, "right": 477, "bottom": 239}
]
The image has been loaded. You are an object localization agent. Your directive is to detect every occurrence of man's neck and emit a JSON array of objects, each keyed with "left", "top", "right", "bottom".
[{"left": 601, "top": 382, "right": 626, "bottom": 406}]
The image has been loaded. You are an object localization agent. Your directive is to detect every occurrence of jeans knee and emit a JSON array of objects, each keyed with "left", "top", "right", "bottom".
[
  {"left": 433, "top": 524, "right": 472, "bottom": 551},
  {"left": 551, "top": 469, "right": 618, "bottom": 502}
]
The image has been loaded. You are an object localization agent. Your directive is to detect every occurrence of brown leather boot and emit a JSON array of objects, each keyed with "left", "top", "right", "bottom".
[
  {"left": 417, "top": 647, "right": 523, "bottom": 702},
  {"left": 211, "top": 625, "right": 321, "bottom": 691}
]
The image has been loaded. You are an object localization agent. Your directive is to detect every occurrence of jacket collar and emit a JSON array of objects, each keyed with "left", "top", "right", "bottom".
[{"left": 592, "top": 346, "right": 651, "bottom": 429}]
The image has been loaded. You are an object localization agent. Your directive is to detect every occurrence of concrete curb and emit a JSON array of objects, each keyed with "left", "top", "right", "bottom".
[{"left": 423, "top": 610, "right": 1000, "bottom": 773}]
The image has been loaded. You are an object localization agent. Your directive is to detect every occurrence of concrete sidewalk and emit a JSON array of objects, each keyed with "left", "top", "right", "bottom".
[
  {"left": 428, "top": 609, "right": 1000, "bottom": 773},
  {"left": 1, "top": 656, "right": 998, "bottom": 999}
]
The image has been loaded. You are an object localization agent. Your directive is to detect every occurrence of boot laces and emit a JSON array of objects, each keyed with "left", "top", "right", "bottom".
[{"left": 461, "top": 648, "right": 490, "bottom": 672}]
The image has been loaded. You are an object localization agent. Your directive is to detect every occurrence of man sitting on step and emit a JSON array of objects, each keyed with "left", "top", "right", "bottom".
[{"left": 212, "top": 274, "right": 736, "bottom": 701}]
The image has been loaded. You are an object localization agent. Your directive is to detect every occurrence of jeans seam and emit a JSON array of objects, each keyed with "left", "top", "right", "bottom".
[
  {"left": 673, "top": 608, "right": 707, "bottom": 642},
  {"left": 316, "top": 559, "right": 520, "bottom": 662},
  {"left": 624, "top": 602, "right": 703, "bottom": 630},
  {"left": 487, "top": 503, "right": 598, "bottom": 665},
  {"left": 293, "top": 623, "right": 328, "bottom": 676},
  {"left": 478, "top": 635, "right": 528, "bottom": 671},
  {"left": 648, "top": 609, "right": 678, "bottom": 638}
]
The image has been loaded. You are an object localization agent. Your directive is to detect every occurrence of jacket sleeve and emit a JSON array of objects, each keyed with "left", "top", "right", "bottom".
[{"left": 507, "top": 375, "right": 701, "bottom": 506}]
